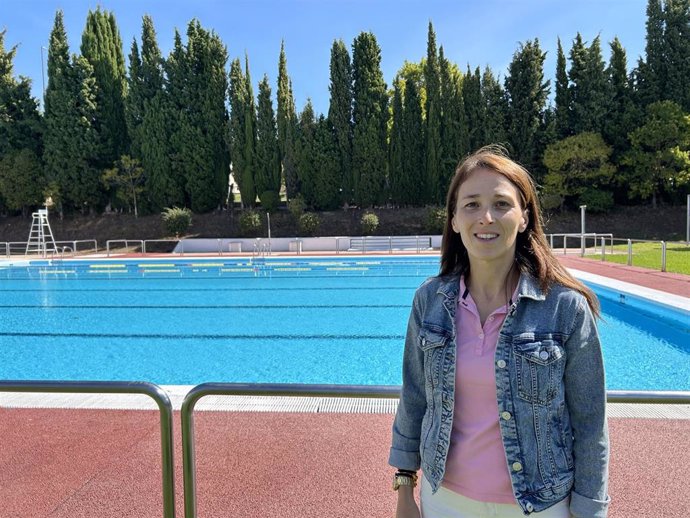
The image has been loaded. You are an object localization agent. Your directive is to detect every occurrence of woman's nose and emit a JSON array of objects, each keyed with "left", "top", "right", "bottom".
[{"left": 479, "top": 208, "right": 494, "bottom": 224}]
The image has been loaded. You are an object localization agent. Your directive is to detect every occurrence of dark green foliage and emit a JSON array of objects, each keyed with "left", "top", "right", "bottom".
[
  {"left": 554, "top": 38, "right": 571, "bottom": 139},
  {"left": 424, "top": 22, "right": 443, "bottom": 204},
  {"left": 328, "top": 40, "right": 353, "bottom": 205},
  {"left": 259, "top": 190, "right": 280, "bottom": 212},
  {"left": 482, "top": 67, "right": 508, "bottom": 146},
  {"left": 504, "top": 39, "right": 549, "bottom": 173},
  {"left": 603, "top": 38, "right": 636, "bottom": 161},
  {"left": 287, "top": 195, "right": 305, "bottom": 219},
  {"left": 255, "top": 74, "right": 280, "bottom": 204},
  {"left": 295, "top": 99, "right": 317, "bottom": 206},
  {"left": 360, "top": 211, "right": 379, "bottom": 235},
  {"left": 543, "top": 132, "right": 615, "bottom": 210},
  {"left": 639, "top": 0, "right": 666, "bottom": 105},
  {"left": 401, "top": 76, "right": 424, "bottom": 206},
  {"left": 388, "top": 80, "right": 405, "bottom": 205},
  {"left": 298, "top": 212, "right": 320, "bottom": 236},
  {"left": 102, "top": 155, "right": 145, "bottom": 216},
  {"left": 424, "top": 206, "right": 447, "bottom": 234},
  {"left": 439, "top": 47, "right": 468, "bottom": 189},
  {"left": 463, "top": 66, "right": 484, "bottom": 151},
  {"left": 239, "top": 209, "right": 262, "bottom": 236},
  {"left": 229, "top": 58, "right": 255, "bottom": 207},
  {"left": 277, "top": 41, "right": 298, "bottom": 200},
  {"left": 578, "top": 188, "right": 615, "bottom": 213},
  {"left": 313, "top": 115, "right": 341, "bottom": 210},
  {"left": 664, "top": 0, "right": 690, "bottom": 110},
  {"left": 81, "top": 8, "right": 128, "bottom": 167},
  {"left": 0, "top": 149, "right": 45, "bottom": 214},
  {"left": 351, "top": 32, "right": 388, "bottom": 207},
  {"left": 569, "top": 35, "right": 608, "bottom": 133},
  {"left": 161, "top": 206, "right": 192, "bottom": 236},
  {"left": 623, "top": 100, "right": 690, "bottom": 207}
]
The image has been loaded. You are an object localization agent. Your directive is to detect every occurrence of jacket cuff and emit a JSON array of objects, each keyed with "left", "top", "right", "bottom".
[
  {"left": 570, "top": 490, "right": 610, "bottom": 518},
  {"left": 388, "top": 447, "right": 421, "bottom": 471}
]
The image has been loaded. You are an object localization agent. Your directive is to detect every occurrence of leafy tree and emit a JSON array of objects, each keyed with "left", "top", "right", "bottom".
[
  {"left": 555, "top": 38, "right": 571, "bottom": 139},
  {"left": 568, "top": 33, "right": 608, "bottom": 134},
  {"left": 543, "top": 132, "right": 616, "bottom": 210},
  {"left": 388, "top": 79, "right": 404, "bottom": 205},
  {"left": 603, "top": 38, "right": 637, "bottom": 161},
  {"left": 504, "top": 39, "right": 549, "bottom": 173},
  {"left": 276, "top": 41, "right": 298, "bottom": 200},
  {"left": 81, "top": 8, "right": 128, "bottom": 167},
  {"left": 255, "top": 74, "right": 280, "bottom": 206},
  {"left": 424, "top": 22, "right": 442, "bottom": 203},
  {"left": 102, "top": 155, "right": 145, "bottom": 216},
  {"left": 327, "top": 39, "right": 353, "bottom": 205},
  {"left": 623, "top": 100, "right": 690, "bottom": 207},
  {"left": 351, "top": 32, "right": 388, "bottom": 207},
  {"left": 0, "top": 149, "right": 45, "bottom": 215},
  {"left": 638, "top": 0, "right": 666, "bottom": 105}
]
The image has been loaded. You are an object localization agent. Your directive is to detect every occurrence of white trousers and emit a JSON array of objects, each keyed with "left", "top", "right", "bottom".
[{"left": 420, "top": 477, "right": 572, "bottom": 518}]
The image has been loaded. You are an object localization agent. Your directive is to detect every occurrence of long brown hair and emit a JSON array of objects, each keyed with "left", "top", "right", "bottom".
[{"left": 440, "top": 145, "right": 600, "bottom": 317}]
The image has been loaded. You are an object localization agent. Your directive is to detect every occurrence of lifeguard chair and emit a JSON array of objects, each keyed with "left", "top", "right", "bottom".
[{"left": 25, "top": 209, "right": 57, "bottom": 257}]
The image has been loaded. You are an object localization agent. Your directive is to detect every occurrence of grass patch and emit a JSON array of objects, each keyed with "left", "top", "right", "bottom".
[{"left": 582, "top": 241, "right": 690, "bottom": 275}]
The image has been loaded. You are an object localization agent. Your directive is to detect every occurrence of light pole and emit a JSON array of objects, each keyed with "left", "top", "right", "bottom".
[
  {"left": 40, "top": 46, "right": 47, "bottom": 107},
  {"left": 266, "top": 212, "right": 271, "bottom": 255},
  {"left": 580, "top": 205, "right": 587, "bottom": 257}
]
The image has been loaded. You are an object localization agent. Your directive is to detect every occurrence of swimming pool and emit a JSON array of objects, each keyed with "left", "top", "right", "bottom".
[{"left": 0, "top": 256, "right": 688, "bottom": 390}]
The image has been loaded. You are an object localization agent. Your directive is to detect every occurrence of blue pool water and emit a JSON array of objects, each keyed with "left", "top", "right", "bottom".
[{"left": 0, "top": 257, "right": 688, "bottom": 390}]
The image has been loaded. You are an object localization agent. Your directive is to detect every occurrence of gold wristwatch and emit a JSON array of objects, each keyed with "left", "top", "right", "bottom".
[{"left": 393, "top": 473, "right": 417, "bottom": 491}]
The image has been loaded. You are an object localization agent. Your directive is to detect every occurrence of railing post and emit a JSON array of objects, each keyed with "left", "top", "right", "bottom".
[
  {"left": 601, "top": 237, "right": 606, "bottom": 262},
  {"left": 389, "top": 236, "right": 392, "bottom": 254},
  {"left": 661, "top": 241, "right": 666, "bottom": 272},
  {"left": 106, "top": 241, "right": 111, "bottom": 257},
  {"left": 563, "top": 235, "right": 567, "bottom": 255},
  {"left": 627, "top": 239, "right": 632, "bottom": 266}
]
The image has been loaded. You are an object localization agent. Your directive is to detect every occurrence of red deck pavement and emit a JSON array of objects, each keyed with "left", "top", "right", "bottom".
[{"left": 0, "top": 408, "right": 688, "bottom": 518}]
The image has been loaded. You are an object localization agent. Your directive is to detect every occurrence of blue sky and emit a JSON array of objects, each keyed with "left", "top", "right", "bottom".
[{"left": 3, "top": 0, "right": 647, "bottom": 114}]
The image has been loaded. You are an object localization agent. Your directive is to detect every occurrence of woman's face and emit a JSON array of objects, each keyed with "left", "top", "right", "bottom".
[{"left": 451, "top": 167, "right": 528, "bottom": 267}]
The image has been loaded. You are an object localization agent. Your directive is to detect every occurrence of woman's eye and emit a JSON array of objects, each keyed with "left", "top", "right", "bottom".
[
  {"left": 495, "top": 200, "right": 511, "bottom": 208},
  {"left": 464, "top": 202, "right": 478, "bottom": 209}
]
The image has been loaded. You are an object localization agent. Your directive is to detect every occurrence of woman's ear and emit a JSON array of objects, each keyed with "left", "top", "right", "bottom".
[{"left": 519, "top": 210, "right": 529, "bottom": 232}]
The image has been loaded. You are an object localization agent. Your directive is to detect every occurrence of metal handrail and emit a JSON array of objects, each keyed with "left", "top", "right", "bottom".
[
  {"left": 0, "top": 380, "right": 176, "bottom": 518},
  {"left": 106, "top": 239, "right": 144, "bottom": 257},
  {"left": 142, "top": 239, "right": 182, "bottom": 255},
  {"left": 180, "top": 383, "right": 690, "bottom": 518},
  {"left": 180, "top": 383, "right": 401, "bottom": 518}
]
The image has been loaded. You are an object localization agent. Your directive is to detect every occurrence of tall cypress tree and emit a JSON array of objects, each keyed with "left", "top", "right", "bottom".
[
  {"left": 424, "top": 22, "right": 443, "bottom": 204},
  {"left": 351, "top": 32, "right": 388, "bottom": 207},
  {"left": 388, "top": 79, "right": 404, "bottom": 205},
  {"left": 401, "top": 75, "right": 424, "bottom": 207},
  {"left": 327, "top": 39, "right": 353, "bottom": 205},
  {"left": 229, "top": 58, "right": 254, "bottom": 207},
  {"left": 313, "top": 114, "right": 340, "bottom": 210},
  {"left": 639, "top": 0, "right": 666, "bottom": 105},
  {"left": 80, "top": 8, "right": 128, "bottom": 167},
  {"left": 463, "top": 66, "right": 484, "bottom": 151},
  {"left": 255, "top": 74, "right": 280, "bottom": 203},
  {"left": 568, "top": 33, "right": 588, "bottom": 134},
  {"left": 583, "top": 36, "right": 608, "bottom": 132},
  {"left": 554, "top": 38, "right": 571, "bottom": 139},
  {"left": 439, "top": 47, "right": 466, "bottom": 193},
  {"left": 276, "top": 41, "right": 298, "bottom": 200},
  {"left": 603, "top": 38, "right": 635, "bottom": 161},
  {"left": 243, "top": 55, "right": 257, "bottom": 207},
  {"left": 296, "top": 99, "right": 317, "bottom": 206},
  {"left": 664, "top": 0, "right": 690, "bottom": 110},
  {"left": 504, "top": 39, "right": 549, "bottom": 173},
  {"left": 482, "top": 67, "right": 508, "bottom": 146}
]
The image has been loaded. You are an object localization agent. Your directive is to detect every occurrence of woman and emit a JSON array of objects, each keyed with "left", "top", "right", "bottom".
[{"left": 389, "top": 146, "right": 609, "bottom": 518}]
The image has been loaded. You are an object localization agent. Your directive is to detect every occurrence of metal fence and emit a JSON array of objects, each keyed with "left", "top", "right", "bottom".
[{"left": 1, "top": 240, "right": 98, "bottom": 259}]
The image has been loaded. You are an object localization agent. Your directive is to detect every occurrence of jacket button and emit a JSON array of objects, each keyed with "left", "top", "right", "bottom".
[
  {"left": 539, "top": 351, "right": 549, "bottom": 360},
  {"left": 497, "top": 360, "right": 507, "bottom": 368},
  {"left": 501, "top": 411, "right": 512, "bottom": 421},
  {"left": 526, "top": 502, "right": 534, "bottom": 512},
  {"left": 512, "top": 461, "right": 523, "bottom": 472}
]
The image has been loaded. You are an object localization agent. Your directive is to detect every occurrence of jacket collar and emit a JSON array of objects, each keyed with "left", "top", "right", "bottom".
[{"left": 436, "top": 270, "right": 547, "bottom": 302}]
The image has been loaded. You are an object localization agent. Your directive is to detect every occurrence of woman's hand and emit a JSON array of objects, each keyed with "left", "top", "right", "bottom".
[{"left": 395, "top": 486, "right": 420, "bottom": 518}]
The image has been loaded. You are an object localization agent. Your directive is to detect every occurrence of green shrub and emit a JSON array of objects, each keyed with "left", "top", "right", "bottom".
[
  {"left": 161, "top": 206, "right": 192, "bottom": 237},
  {"left": 260, "top": 190, "right": 281, "bottom": 213},
  {"left": 578, "top": 188, "right": 614, "bottom": 213},
  {"left": 298, "top": 212, "right": 320, "bottom": 236},
  {"left": 288, "top": 196, "right": 306, "bottom": 219},
  {"left": 239, "top": 210, "right": 262, "bottom": 236},
  {"left": 540, "top": 193, "right": 564, "bottom": 212},
  {"left": 424, "top": 206, "right": 447, "bottom": 234},
  {"left": 360, "top": 211, "right": 379, "bottom": 235}
]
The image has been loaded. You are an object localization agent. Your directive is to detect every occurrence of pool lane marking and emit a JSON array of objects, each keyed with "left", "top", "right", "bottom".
[
  {"left": 0, "top": 331, "right": 406, "bottom": 340},
  {"left": 1, "top": 304, "right": 408, "bottom": 309},
  {"left": 0, "top": 286, "right": 417, "bottom": 292}
]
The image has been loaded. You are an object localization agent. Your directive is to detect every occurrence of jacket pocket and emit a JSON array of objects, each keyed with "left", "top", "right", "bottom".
[
  {"left": 418, "top": 327, "right": 449, "bottom": 390},
  {"left": 514, "top": 337, "right": 565, "bottom": 405}
]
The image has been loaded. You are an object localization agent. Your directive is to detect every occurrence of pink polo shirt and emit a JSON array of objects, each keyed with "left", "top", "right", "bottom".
[{"left": 442, "top": 276, "right": 516, "bottom": 503}]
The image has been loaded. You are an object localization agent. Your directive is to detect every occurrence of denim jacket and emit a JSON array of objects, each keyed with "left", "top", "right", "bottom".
[{"left": 389, "top": 273, "right": 610, "bottom": 517}]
